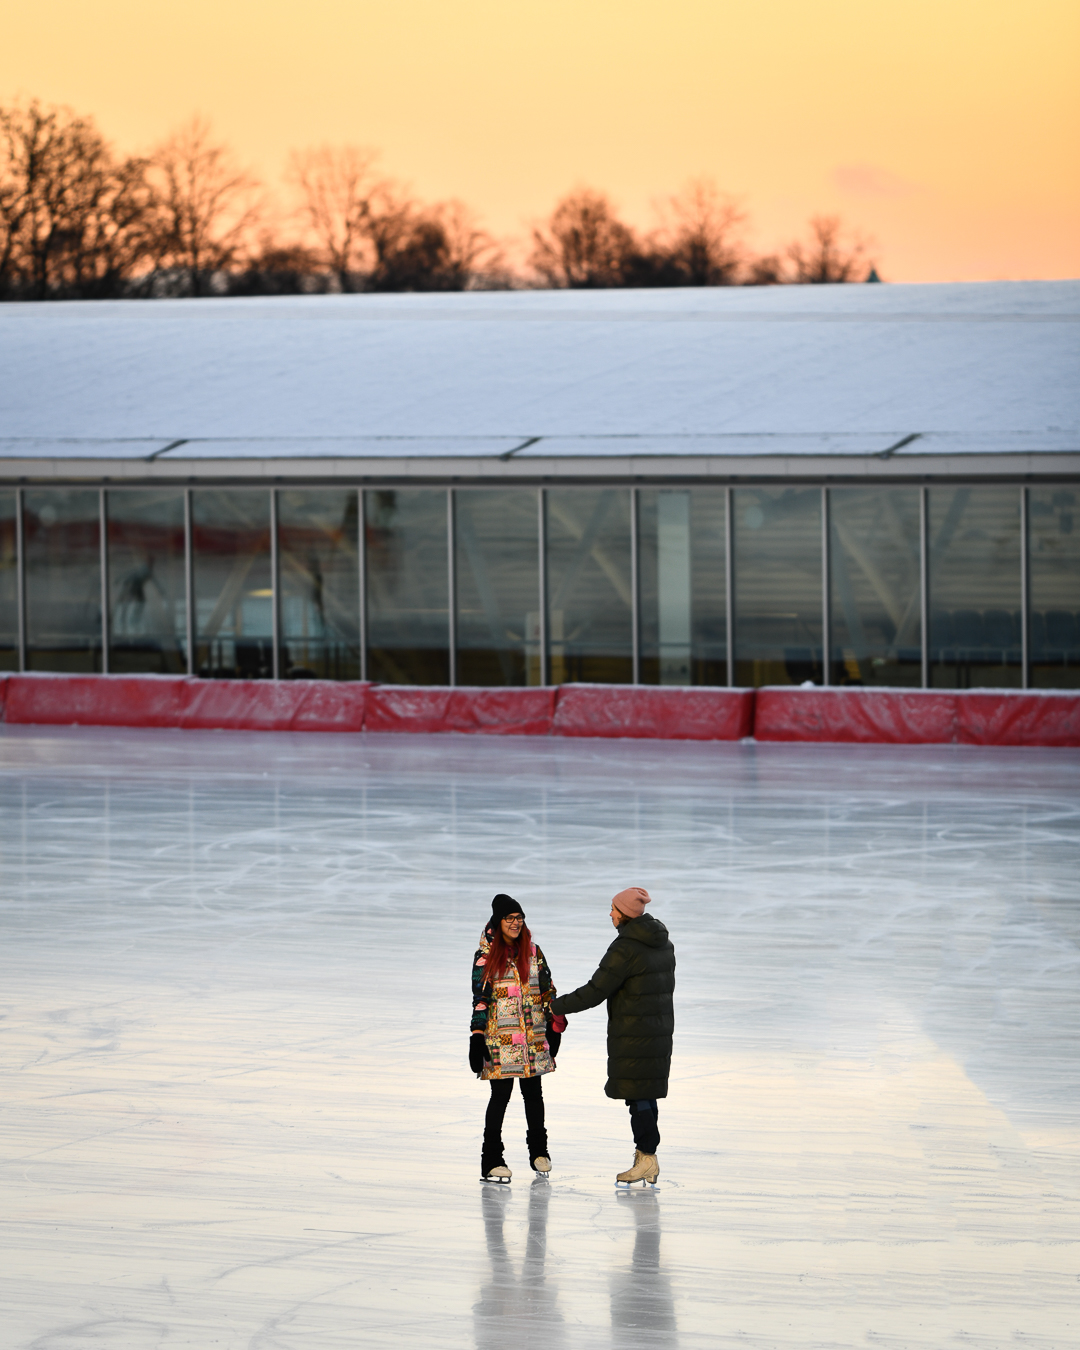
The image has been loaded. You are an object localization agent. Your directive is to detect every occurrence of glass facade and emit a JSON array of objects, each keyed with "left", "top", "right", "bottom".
[
  {"left": 106, "top": 490, "right": 187, "bottom": 674},
  {"left": 366, "top": 489, "right": 449, "bottom": 684},
  {"left": 0, "top": 493, "right": 16, "bottom": 670},
  {"left": 24, "top": 489, "right": 103, "bottom": 672},
  {"left": 1, "top": 481, "right": 1075, "bottom": 688},
  {"left": 546, "top": 488, "right": 633, "bottom": 684},
  {"left": 733, "top": 486, "right": 822, "bottom": 687},
  {"left": 929, "top": 487, "right": 1022, "bottom": 689},
  {"left": 455, "top": 489, "right": 540, "bottom": 686},
  {"left": 279, "top": 490, "right": 361, "bottom": 680},
  {"left": 639, "top": 488, "right": 727, "bottom": 685},
  {"left": 1029, "top": 486, "right": 1080, "bottom": 689},
  {"left": 192, "top": 490, "right": 273, "bottom": 679},
  {"left": 829, "top": 487, "right": 922, "bottom": 686}
]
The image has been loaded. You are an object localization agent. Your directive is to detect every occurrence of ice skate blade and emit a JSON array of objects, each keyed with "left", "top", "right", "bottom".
[
  {"left": 615, "top": 1179, "right": 659, "bottom": 1188},
  {"left": 479, "top": 1176, "right": 511, "bottom": 1185}
]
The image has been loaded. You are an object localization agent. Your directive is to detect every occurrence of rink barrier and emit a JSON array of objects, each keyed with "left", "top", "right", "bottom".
[
  {"left": 0, "top": 673, "right": 369, "bottom": 733},
  {"left": 552, "top": 684, "right": 755, "bottom": 740},
  {"left": 755, "top": 686, "right": 1080, "bottom": 747},
  {"left": 365, "top": 685, "right": 556, "bottom": 736},
  {"left": 0, "top": 674, "right": 1077, "bottom": 745}
]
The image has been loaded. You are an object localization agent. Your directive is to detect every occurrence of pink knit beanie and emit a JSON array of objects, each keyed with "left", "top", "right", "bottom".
[{"left": 612, "top": 886, "right": 652, "bottom": 919}]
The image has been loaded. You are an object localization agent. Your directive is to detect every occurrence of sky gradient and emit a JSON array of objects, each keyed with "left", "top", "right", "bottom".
[{"left": 4, "top": 0, "right": 1078, "bottom": 281}]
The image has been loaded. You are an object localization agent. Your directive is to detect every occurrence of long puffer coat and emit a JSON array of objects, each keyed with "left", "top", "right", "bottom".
[
  {"left": 551, "top": 912, "right": 675, "bottom": 1099},
  {"left": 471, "top": 924, "right": 557, "bottom": 1080}
]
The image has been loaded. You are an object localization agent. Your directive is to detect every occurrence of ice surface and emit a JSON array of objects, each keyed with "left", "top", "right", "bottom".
[
  {"left": 0, "top": 281, "right": 1076, "bottom": 446},
  {"left": 1, "top": 727, "right": 1078, "bottom": 1348}
]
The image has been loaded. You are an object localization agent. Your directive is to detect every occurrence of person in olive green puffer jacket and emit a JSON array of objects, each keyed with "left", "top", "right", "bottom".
[{"left": 551, "top": 887, "right": 675, "bottom": 1186}]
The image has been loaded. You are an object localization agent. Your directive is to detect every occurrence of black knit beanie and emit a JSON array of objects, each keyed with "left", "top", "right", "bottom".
[{"left": 491, "top": 893, "right": 525, "bottom": 923}]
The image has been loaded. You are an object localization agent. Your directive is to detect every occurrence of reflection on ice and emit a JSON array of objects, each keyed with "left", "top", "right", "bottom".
[
  {"left": 611, "top": 1191, "right": 676, "bottom": 1350},
  {"left": 475, "top": 1183, "right": 564, "bottom": 1349}
]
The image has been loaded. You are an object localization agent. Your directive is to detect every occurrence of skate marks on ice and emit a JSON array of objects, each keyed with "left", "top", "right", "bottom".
[{"left": 0, "top": 726, "right": 1079, "bottom": 1349}]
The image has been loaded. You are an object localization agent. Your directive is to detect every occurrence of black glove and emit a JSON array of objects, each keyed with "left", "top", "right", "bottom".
[
  {"left": 546, "top": 1029, "right": 562, "bottom": 1062},
  {"left": 469, "top": 1035, "right": 491, "bottom": 1075}
]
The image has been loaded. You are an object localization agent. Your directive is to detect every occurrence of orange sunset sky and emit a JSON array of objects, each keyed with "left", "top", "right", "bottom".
[{"left": 4, "top": 0, "right": 1079, "bottom": 282}]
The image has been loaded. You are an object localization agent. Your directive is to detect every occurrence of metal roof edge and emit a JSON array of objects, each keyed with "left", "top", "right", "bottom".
[{"left": 2, "top": 452, "right": 1078, "bottom": 485}]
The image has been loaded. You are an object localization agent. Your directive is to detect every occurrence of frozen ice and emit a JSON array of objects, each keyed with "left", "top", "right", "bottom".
[{"left": 1, "top": 726, "right": 1078, "bottom": 1348}]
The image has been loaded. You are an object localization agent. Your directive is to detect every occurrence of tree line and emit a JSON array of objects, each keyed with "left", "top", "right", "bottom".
[{"left": 0, "top": 98, "right": 877, "bottom": 300}]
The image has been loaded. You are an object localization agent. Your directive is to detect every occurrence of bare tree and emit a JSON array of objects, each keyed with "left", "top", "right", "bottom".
[
  {"left": 431, "top": 199, "right": 502, "bottom": 289},
  {"left": 61, "top": 153, "right": 159, "bottom": 297},
  {"left": 743, "top": 253, "right": 785, "bottom": 286},
  {"left": 362, "top": 191, "right": 500, "bottom": 292},
  {"left": 530, "top": 189, "right": 638, "bottom": 288},
  {"left": 657, "top": 178, "right": 746, "bottom": 285},
  {"left": 145, "top": 118, "right": 261, "bottom": 296},
  {"left": 0, "top": 99, "right": 154, "bottom": 299},
  {"left": 787, "top": 214, "right": 872, "bottom": 283},
  {"left": 286, "top": 144, "right": 383, "bottom": 291},
  {"left": 227, "top": 233, "right": 325, "bottom": 296}
]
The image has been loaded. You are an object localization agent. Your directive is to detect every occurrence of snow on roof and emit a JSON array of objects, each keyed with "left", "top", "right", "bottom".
[{"left": 0, "top": 280, "right": 1076, "bottom": 465}]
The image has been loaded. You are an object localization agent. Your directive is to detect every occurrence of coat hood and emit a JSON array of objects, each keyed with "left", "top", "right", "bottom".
[{"left": 618, "top": 912, "right": 670, "bottom": 949}]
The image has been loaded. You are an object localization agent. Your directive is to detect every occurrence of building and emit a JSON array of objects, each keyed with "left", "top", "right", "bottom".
[{"left": 1, "top": 280, "right": 1077, "bottom": 689}]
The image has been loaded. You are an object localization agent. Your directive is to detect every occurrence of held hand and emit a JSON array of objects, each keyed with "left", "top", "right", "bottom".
[
  {"left": 546, "top": 1027, "right": 562, "bottom": 1062},
  {"left": 469, "top": 1034, "right": 491, "bottom": 1076}
]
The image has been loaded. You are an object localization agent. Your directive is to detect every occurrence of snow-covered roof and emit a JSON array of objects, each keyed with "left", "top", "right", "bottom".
[{"left": 1, "top": 280, "right": 1077, "bottom": 480}]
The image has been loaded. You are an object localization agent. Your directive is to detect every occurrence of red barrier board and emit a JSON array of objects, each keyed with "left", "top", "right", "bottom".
[
  {"left": 956, "top": 691, "right": 1080, "bottom": 747},
  {"left": 179, "top": 679, "right": 369, "bottom": 732},
  {"left": 753, "top": 686, "right": 1080, "bottom": 746},
  {"left": 755, "top": 687, "right": 957, "bottom": 744},
  {"left": 285, "top": 680, "right": 368, "bottom": 733},
  {"left": 552, "top": 684, "right": 754, "bottom": 740},
  {"left": 1, "top": 674, "right": 369, "bottom": 733},
  {"left": 365, "top": 685, "right": 556, "bottom": 735},
  {"left": 3, "top": 673, "right": 189, "bottom": 727},
  {"left": 2, "top": 673, "right": 1077, "bottom": 745}
]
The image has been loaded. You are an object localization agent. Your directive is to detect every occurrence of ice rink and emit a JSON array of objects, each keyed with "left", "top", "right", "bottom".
[{"left": 1, "top": 726, "right": 1078, "bottom": 1350}]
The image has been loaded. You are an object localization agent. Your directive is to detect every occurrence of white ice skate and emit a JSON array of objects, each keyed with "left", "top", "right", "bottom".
[
  {"left": 530, "top": 1156, "right": 552, "bottom": 1175},
  {"left": 615, "top": 1150, "right": 659, "bottom": 1187},
  {"left": 481, "top": 1164, "right": 512, "bottom": 1184}
]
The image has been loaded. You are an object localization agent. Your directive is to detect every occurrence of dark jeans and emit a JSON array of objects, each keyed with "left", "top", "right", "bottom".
[
  {"left": 626, "top": 1098, "right": 660, "bottom": 1154},
  {"left": 483, "top": 1076, "right": 548, "bottom": 1172}
]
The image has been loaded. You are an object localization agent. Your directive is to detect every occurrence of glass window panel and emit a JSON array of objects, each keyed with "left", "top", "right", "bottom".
[
  {"left": 279, "top": 489, "right": 360, "bottom": 680},
  {"left": 455, "top": 489, "right": 539, "bottom": 686},
  {"left": 24, "top": 489, "right": 102, "bottom": 672},
  {"left": 0, "top": 493, "right": 16, "bottom": 670},
  {"left": 639, "top": 488, "right": 727, "bottom": 685},
  {"left": 928, "top": 487, "right": 1021, "bottom": 689},
  {"left": 733, "top": 486, "right": 822, "bottom": 687},
  {"left": 546, "top": 488, "right": 632, "bottom": 684},
  {"left": 366, "top": 489, "right": 449, "bottom": 684},
  {"left": 192, "top": 490, "right": 272, "bottom": 679},
  {"left": 1029, "top": 486, "right": 1080, "bottom": 689},
  {"left": 106, "top": 490, "right": 187, "bottom": 674},
  {"left": 829, "top": 488, "right": 922, "bottom": 687}
]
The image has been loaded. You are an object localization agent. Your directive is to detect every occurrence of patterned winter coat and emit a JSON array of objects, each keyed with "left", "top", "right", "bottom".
[{"left": 471, "top": 924, "right": 557, "bottom": 1080}]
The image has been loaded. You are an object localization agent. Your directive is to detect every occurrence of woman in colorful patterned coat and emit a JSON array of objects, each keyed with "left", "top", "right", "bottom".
[{"left": 470, "top": 893, "right": 566, "bottom": 1183}]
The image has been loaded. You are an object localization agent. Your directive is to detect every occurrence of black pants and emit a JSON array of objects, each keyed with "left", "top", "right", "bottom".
[
  {"left": 482, "top": 1076, "right": 547, "bottom": 1172},
  {"left": 626, "top": 1098, "right": 660, "bottom": 1154}
]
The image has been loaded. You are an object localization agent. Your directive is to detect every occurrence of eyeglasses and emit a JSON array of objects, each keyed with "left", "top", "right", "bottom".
[{"left": 501, "top": 916, "right": 525, "bottom": 925}]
